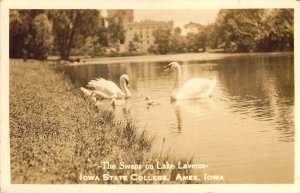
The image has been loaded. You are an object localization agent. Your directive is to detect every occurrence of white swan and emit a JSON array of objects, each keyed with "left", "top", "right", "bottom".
[
  {"left": 82, "top": 74, "right": 131, "bottom": 99},
  {"left": 165, "top": 62, "right": 216, "bottom": 100}
]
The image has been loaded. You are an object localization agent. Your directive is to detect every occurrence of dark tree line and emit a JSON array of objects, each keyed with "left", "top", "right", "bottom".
[
  {"left": 151, "top": 9, "right": 293, "bottom": 54},
  {"left": 10, "top": 9, "right": 105, "bottom": 60},
  {"left": 49, "top": 10, "right": 100, "bottom": 60},
  {"left": 215, "top": 9, "right": 294, "bottom": 52},
  {"left": 10, "top": 10, "right": 53, "bottom": 59},
  {"left": 9, "top": 9, "right": 294, "bottom": 59}
]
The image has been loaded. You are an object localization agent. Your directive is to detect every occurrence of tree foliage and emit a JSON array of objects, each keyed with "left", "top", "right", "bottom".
[
  {"left": 49, "top": 10, "right": 100, "bottom": 59},
  {"left": 30, "top": 13, "right": 54, "bottom": 59},
  {"left": 128, "top": 33, "right": 141, "bottom": 51},
  {"left": 10, "top": 9, "right": 101, "bottom": 60},
  {"left": 9, "top": 10, "right": 53, "bottom": 59},
  {"left": 257, "top": 9, "right": 294, "bottom": 51},
  {"left": 107, "top": 10, "right": 132, "bottom": 45},
  {"left": 10, "top": 10, "right": 29, "bottom": 58},
  {"left": 152, "top": 27, "right": 171, "bottom": 54},
  {"left": 215, "top": 9, "right": 293, "bottom": 52},
  {"left": 168, "top": 27, "right": 187, "bottom": 53},
  {"left": 9, "top": 9, "right": 294, "bottom": 59},
  {"left": 185, "top": 22, "right": 209, "bottom": 52}
]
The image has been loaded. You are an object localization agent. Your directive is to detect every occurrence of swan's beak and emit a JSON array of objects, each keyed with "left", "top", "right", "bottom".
[{"left": 164, "top": 64, "right": 172, "bottom": 72}]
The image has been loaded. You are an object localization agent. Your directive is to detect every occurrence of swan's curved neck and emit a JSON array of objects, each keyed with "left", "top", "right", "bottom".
[
  {"left": 120, "top": 78, "right": 131, "bottom": 98},
  {"left": 173, "top": 65, "right": 181, "bottom": 90}
]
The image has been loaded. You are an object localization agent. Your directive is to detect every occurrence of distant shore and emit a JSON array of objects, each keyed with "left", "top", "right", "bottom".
[{"left": 56, "top": 52, "right": 294, "bottom": 66}]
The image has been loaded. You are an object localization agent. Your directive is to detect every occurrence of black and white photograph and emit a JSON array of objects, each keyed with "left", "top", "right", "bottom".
[{"left": 1, "top": 1, "right": 299, "bottom": 193}]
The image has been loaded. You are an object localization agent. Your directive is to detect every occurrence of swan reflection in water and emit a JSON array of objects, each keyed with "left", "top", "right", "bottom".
[{"left": 171, "top": 98, "right": 216, "bottom": 133}]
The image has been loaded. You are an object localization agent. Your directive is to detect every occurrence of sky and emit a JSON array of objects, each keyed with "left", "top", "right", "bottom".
[{"left": 134, "top": 9, "right": 220, "bottom": 34}]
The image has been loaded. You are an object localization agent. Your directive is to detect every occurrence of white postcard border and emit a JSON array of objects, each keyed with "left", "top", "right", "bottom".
[{"left": 1, "top": 0, "right": 299, "bottom": 193}]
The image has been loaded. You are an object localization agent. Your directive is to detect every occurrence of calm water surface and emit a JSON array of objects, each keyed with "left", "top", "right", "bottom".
[{"left": 66, "top": 52, "right": 294, "bottom": 183}]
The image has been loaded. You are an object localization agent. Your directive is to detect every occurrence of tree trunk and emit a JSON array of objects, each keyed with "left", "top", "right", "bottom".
[{"left": 65, "top": 11, "right": 80, "bottom": 60}]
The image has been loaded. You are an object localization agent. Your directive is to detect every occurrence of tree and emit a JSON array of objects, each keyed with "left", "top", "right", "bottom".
[
  {"left": 30, "top": 13, "right": 54, "bottom": 59},
  {"left": 97, "top": 28, "right": 109, "bottom": 47},
  {"left": 81, "top": 36, "right": 99, "bottom": 57},
  {"left": 257, "top": 9, "right": 294, "bottom": 51},
  {"left": 152, "top": 27, "right": 171, "bottom": 54},
  {"left": 174, "top": 27, "right": 181, "bottom": 36},
  {"left": 128, "top": 33, "right": 141, "bottom": 51},
  {"left": 50, "top": 10, "right": 100, "bottom": 60},
  {"left": 206, "top": 23, "right": 220, "bottom": 49},
  {"left": 185, "top": 22, "right": 208, "bottom": 52},
  {"left": 215, "top": 9, "right": 269, "bottom": 52},
  {"left": 213, "top": 9, "right": 293, "bottom": 52},
  {"left": 169, "top": 27, "right": 187, "bottom": 53},
  {"left": 9, "top": 10, "right": 30, "bottom": 58},
  {"left": 9, "top": 10, "right": 53, "bottom": 59},
  {"left": 107, "top": 10, "right": 133, "bottom": 46},
  {"left": 272, "top": 9, "right": 293, "bottom": 51}
]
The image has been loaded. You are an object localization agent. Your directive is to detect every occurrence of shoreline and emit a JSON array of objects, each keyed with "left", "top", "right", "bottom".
[
  {"left": 61, "top": 51, "right": 293, "bottom": 66},
  {"left": 9, "top": 59, "right": 197, "bottom": 184}
]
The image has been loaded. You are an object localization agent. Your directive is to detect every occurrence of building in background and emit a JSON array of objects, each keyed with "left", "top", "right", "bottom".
[
  {"left": 104, "top": 10, "right": 174, "bottom": 52},
  {"left": 124, "top": 20, "right": 174, "bottom": 52}
]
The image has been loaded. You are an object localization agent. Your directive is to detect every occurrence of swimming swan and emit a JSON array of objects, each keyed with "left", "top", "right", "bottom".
[
  {"left": 165, "top": 62, "right": 216, "bottom": 100},
  {"left": 84, "top": 74, "right": 131, "bottom": 99}
]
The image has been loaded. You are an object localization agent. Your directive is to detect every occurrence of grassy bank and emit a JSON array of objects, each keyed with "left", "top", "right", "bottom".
[{"left": 9, "top": 59, "right": 197, "bottom": 184}]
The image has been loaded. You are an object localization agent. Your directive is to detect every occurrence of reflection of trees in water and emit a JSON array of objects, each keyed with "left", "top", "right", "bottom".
[
  {"left": 66, "top": 64, "right": 109, "bottom": 87},
  {"left": 217, "top": 54, "right": 294, "bottom": 142},
  {"left": 66, "top": 60, "right": 218, "bottom": 91},
  {"left": 66, "top": 61, "right": 174, "bottom": 90},
  {"left": 66, "top": 63, "right": 134, "bottom": 88}
]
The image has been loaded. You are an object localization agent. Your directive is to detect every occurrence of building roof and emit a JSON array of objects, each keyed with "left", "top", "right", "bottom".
[{"left": 127, "top": 19, "right": 173, "bottom": 27}]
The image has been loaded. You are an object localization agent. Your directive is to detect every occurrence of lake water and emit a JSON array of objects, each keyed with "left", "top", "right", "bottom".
[{"left": 65, "top": 52, "right": 294, "bottom": 184}]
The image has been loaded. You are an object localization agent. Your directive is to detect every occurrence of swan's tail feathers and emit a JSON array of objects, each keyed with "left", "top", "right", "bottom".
[
  {"left": 87, "top": 78, "right": 106, "bottom": 90},
  {"left": 80, "top": 87, "right": 94, "bottom": 97},
  {"left": 87, "top": 80, "right": 98, "bottom": 88}
]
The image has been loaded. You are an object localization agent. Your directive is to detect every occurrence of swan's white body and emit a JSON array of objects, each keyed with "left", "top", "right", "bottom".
[
  {"left": 82, "top": 74, "right": 131, "bottom": 99},
  {"left": 165, "top": 62, "right": 216, "bottom": 100}
]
